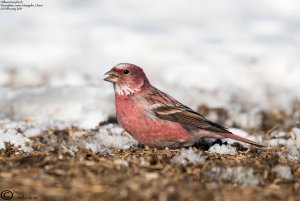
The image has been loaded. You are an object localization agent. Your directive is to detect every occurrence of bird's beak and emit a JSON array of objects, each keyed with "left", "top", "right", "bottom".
[{"left": 104, "top": 70, "right": 119, "bottom": 83}]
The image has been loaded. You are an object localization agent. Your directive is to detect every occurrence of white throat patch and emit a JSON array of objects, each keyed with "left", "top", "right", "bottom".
[{"left": 115, "top": 83, "right": 138, "bottom": 96}]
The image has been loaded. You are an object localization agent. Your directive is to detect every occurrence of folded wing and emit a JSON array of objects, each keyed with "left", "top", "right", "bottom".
[{"left": 145, "top": 89, "right": 263, "bottom": 147}]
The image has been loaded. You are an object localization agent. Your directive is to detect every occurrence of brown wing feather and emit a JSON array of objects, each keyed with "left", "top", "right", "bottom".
[
  {"left": 145, "top": 88, "right": 229, "bottom": 133},
  {"left": 153, "top": 105, "right": 230, "bottom": 133},
  {"left": 153, "top": 105, "right": 264, "bottom": 147},
  {"left": 146, "top": 89, "right": 264, "bottom": 147}
]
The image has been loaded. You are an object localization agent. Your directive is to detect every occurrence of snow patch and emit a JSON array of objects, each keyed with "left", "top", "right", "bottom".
[
  {"left": 269, "top": 138, "right": 294, "bottom": 147},
  {"left": 292, "top": 127, "right": 300, "bottom": 148},
  {"left": 272, "top": 165, "right": 293, "bottom": 181},
  {"left": 80, "top": 124, "right": 138, "bottom": 152},
  {"left": 76, "top": 105, "right": 108, "bottom": 129},
  {"left": 271, "top": 130, "right": 288, "bottom": 138},
  {"left": 209, "top": 144, "right": 237, "bottom": 155},
  {"left": 23, "top": 127, "right": 42, "bottom": 137},
  {"left": 171, "top": 148, "right": 207, "bottom": 165},
  {"left": 287, "top": 146, "right": 300, "bottom": 161},
  {"left": 0, "top": 129, "right": 33, "bottom": 152},
  {"left": 208, "top": 166, "right": 260, "bottom": 186}
]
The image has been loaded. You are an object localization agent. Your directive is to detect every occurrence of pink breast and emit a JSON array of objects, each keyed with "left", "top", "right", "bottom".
[{"left": 115, "top": 95, "right": 191, "bottom": 145}]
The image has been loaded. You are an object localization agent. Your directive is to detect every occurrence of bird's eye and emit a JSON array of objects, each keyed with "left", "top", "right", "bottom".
[{"left": 123, "top": 70, "right": 129, "bottom": 74}]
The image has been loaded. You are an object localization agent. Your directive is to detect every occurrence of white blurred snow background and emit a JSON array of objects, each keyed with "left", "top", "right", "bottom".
[{"left": 0, "top": 0, "right": 300, "bottom": 154}]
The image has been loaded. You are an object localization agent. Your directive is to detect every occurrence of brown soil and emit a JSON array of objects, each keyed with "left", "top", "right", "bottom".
[
  {"left": 1, "top": 137, "right": 300, "bottom": 201},
  {"left": 1, "top": 104, "right": 299, "bottom": 201}
]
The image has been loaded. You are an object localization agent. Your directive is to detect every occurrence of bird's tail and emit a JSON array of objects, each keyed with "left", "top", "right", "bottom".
[{"left": 219, "top": 132, "right": 264, "bottom": 147}]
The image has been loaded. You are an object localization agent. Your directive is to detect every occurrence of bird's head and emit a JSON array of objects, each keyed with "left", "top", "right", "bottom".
[{"left": 104, "top": 63, "right": 150, "bottom": 96}]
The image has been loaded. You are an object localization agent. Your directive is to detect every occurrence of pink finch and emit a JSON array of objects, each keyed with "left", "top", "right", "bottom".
[{"left": 104, "top": 63, "right": 263, "bottom": 148}]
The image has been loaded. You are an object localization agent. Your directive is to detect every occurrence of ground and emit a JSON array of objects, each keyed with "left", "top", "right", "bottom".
[
  {"left": 1, "top": 106, "right": 299, "bottom": 201},
  {"left": 1, "top": 142, "right": 299, "bottom": 201}
]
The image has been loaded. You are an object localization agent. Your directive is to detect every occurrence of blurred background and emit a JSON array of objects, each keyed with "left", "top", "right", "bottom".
[{"left": 0, "top": 0, "right": 299, "bottom": 129}]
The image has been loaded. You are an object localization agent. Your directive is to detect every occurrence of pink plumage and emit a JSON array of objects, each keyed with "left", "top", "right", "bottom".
[{"left": 104, "top": 63, "right": 263, "bottom": 148}]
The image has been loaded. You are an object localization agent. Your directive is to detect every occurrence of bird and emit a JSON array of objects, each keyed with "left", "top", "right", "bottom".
[{"left": 104, "top": 63, "right": 263, "bottom": 148}]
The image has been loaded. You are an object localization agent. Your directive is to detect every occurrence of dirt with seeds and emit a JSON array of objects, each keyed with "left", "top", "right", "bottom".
[{"left": 1, "top": 106, "right": 300, "bottom": 201}]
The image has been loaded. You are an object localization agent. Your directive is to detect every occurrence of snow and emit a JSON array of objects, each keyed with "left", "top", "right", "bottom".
[
  {"left": 80, "top": 124, "right": 138, "bottom": 153},
  {"left": 0, "top": 120, "right": 138, "bottom": 153},
  {"left": 208, "top": 166, "right": 261, "bottom": 186},
  {"left": 272, "top": 165, "right": 293, "bottom": 181},
  {"left": 268, "top": 128, "right": 300, "bottom": 153},
  {"left": 0, "top": 129, "right": 33, "bottom": 152},
  {"left": 76, "top": 105, "right": 108, "bottom": 130},
  {"left": 0, "top": 86, "right": 114, "bottom": 122},
  {"left": 287, "top": 146, "right": 300, "bottom": 161},
  {"left": 271, "top": 131, "right": 288, "bottom": 139},
  {"left": 209, "top": 144, "right": 237, "bottom": 155},
  {"left": 292, "top": 127, "right": 300, "bottom": 148},
  {"left": 1, "top": 0, "right": 300, "bottom": 94},
  {"left": 23, "top": 127, "right": 42, "bottom": 137},
  {"left": 0, "top": 119, "right": 28, "bottom": 131},
  {"left": 171, "top": 148, "right": 207, "bottom": 165},
  {"left": 269, "top": 138, "right": 294, "bottom": 148}
]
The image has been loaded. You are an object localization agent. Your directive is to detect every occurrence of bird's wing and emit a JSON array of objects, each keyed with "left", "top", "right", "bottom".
[
  {"left": 144, "top": 88, "right": 264, "bottom": 147},
  {"left": 144, "top": 88, "right": 230, "bottom": 133},
  {"left": 153, "top": 105, "right": 229, "bottom": 133}
]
